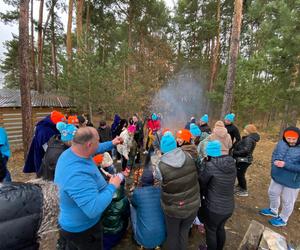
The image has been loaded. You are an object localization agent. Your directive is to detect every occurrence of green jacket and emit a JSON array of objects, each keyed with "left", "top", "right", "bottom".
[
  {"left": 102, "top": 185, "right": 130, "bottom": 235},
  {"left": 159, "top": 148, "right": 200, "bottom": 219}
]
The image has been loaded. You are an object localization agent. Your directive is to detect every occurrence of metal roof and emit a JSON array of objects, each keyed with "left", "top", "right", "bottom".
[{"left": 0, "top": 89, "right": 72, "bottom": 108}]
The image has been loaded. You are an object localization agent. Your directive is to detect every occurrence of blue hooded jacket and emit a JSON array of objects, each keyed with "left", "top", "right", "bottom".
[
  {"left": 131, "top": 186, "right": 166, "bottom": 248},
  {"left": 271, "top": 127, "right": 300, "bottom": 189},
  {"left": 23, "top": 116, "right": 59, "bottom": 173}
]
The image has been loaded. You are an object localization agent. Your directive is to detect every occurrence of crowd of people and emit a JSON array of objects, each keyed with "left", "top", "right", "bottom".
[{"left": 0, "top": 110, "right": 299, "bottom": 250}]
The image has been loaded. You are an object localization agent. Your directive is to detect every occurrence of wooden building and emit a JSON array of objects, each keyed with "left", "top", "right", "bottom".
[{"left": 0, "top": 89, "right": 72, "bottom": 146}]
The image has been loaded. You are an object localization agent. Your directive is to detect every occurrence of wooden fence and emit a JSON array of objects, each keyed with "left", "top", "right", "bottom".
[{"left": 0, "top": 107, "right": 69, "bottom": 148}]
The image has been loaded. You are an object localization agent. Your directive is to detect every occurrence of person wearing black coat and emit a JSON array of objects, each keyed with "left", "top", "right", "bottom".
[
  {"left": 199, "top": 140, "right": 236, "bottom": 250},
  {"left": 98, "top": 121, "right": 112, "bottom": 143},
  {"left": 232, "top": 124, "right": 260, "bottom": 197},
  {"left": 0, "top": 181, "right": 59, "bottom": 250},
  {"left": 224, "top": 113, "right": 241, "bottom": 146}
]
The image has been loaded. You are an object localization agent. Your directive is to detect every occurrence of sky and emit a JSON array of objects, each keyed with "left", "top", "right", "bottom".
[{"left": 0, "top": 0, "right": 177, "bottom": 59}]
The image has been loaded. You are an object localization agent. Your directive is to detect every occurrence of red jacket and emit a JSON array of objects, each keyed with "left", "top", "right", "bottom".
[{"left": 147, "top": 119, "right": 161, "bottom": 133}]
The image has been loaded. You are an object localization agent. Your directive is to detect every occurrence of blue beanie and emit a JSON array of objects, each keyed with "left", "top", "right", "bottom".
[
  {"left": 56, "top": 122, "right": 78, "bottom": 142},
  {"left": 200, "top": 114, "right": 209, "bottom": 123},
  {"left": 224, "top": 113, "right": 235, "bottom": 122},
  {"left": 152, "top": 113, "right": 158, "bottom": 121},
  {"left": 206, "top": 140, "right": 222, "bottom": 157},
  {"left": 190, "top": 123, "right": 201, "bottom": 137},
  {"left": 160, "top": 133, "right": 177, "bottom": 153}
]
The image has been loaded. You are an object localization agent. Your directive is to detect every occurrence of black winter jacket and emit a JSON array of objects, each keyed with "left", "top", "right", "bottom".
[
  {"left": 0, "top": 183, "right": 43, "bottom": 250},
  {"left": 233, "top": 133, "right": 260, "bottom": 163},
  {"left": 37, "top": 135, "right": 69, "bottom": 181},
  {"left": 225, "top": 123, "right": 241, "bottom": 145},
  {"left": 199, "top": 155, "right": 236, "bottom": 215},
  {"left": 98, "top": 126, "right": 112, "bottom": 143}
]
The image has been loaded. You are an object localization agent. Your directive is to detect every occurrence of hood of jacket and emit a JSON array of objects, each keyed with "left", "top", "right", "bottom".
[
  {"left": 160, "top": 148, "right": 186, "bottom": 168},
  {"left": 247, "top": 132, "right": 260, "bottom": 142},
  {"left": 210, "top": 155, "right": 236, "bottom": 174},
  {"left": 36, "top": 115, "right": 57, "bottom": 131},
  {"left": 212, "top": 127, "right": 228, "bottom": 138},
  {"left": 180, "top": 144, "right": 198, "bottom": 159},
  {"left": 282, "top": 126, "right": 300, "bottom": 146}
]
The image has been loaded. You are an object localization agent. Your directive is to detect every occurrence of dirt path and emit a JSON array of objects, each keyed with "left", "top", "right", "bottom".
[{"left": 7, "top": 133, "right": 300, "bottom": 249}]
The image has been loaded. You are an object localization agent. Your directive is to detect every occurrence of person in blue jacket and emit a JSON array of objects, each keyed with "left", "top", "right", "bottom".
[
  {"left": 54, "top": 127, "right": 123, "bottom": 250},
  {"left": 260, "top": 126, "right": 300, "bottom": 227},
  {"left": 131, "top": 154, "right": 166, "bottom": 249},
  {"left": 23, "top": 110, "right": 66, "bottom": 174},
  {"left": 0, "top": 127, "right": 11, "bottom": 182}
]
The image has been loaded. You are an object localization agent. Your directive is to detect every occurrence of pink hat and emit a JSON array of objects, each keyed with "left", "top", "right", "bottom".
[{"left": 128, "top": 125, "right": 136, "bottom": 133}]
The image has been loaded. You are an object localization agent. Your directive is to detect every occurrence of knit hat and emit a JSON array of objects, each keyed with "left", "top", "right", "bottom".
[
  {"left": 93, "top": 154, "right": 104, "bottom": 165},
  {"left": 200, "top": 114, "right": 209, "bottom": 123},
  {"left": 244, "top": 124, "right": 257, "bottom": 134},
  {"left": 176, "top": 129, "right": 192, "bottom": 143},
  {"left": 151, "top": 113, "right": 158, "bottom": 121},
  {"left": 206, "top": 140, "right": 222, "bottom": 157},
  {"left": 141, "top": 167, "right": 154, "bottom": 186},
  {"left": 50, "top": 111, "right": 66, "bottom": 124},
  {"left": 56, "top": 122, "right": 77, "bottom": 142},
  {"left": 128, "top": 125, "right": 136, "bottom": 133},
  {"left": 284, "top": 130, "right": 299, "bottom": 139},
  {"left": 190, "top": 123, "right": 201, "bottom": 137},
  {"left": 162, "top": 128, "right": 171, "bottom": 135},
  {"left": 160, "top": 133, "right": 177, "bottom": 153},
  {"left": 67, "top": 115, "right": 79, "bottom": 125},
  {"left": 214, "top": 120, "right": 225, "bottom": 128},
  {"left": 224, "top": 113, "right": 235, "bottom": 122}
]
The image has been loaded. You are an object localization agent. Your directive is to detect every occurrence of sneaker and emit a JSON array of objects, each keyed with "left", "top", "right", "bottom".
[
  {"left": 269, "top": 217, "right": 287, "bottom": 227},
  {"left": 143, "top": 150, "right": 148, "bottom": 155},
  {"left": 116, "top": 160, "right": 121, "bottom": 163},
  {"left": 235, "top": 190, "right": 249, "bottom": 197},
  {"left": 234, "top": 185, "right": 241, "bottom": 193},
  {"left": 259, "top": 208, "right": 278, "bottom": 217}
]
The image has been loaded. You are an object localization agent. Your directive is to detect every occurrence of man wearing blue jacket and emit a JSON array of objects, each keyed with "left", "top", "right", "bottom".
[
  {"left": 260, "top": 126, "right": 300, "bottom": 227},
  {"left": 54, "top": 127, "right": 123, "bottom": 249}
]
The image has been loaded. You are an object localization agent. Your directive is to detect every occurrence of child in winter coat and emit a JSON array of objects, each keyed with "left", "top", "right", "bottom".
[
  {"left": 117, "top": 124, "right": 136, "bottom": 171},
  {"left": 260, "top": 126, "right": 300, "bottom": 227},
  {"left": 93, "top": 153, "right": 130, "bottom": 250},
  {"left": 131, "top": 155, "right": 166, "bottom": 249},
  {"left": 233, "top": 124, "right": 260, "bottom": 197}
]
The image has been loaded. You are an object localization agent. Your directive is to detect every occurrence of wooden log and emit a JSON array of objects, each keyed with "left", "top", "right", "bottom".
[{"left": 238, "top": 220, "right": 265, "bottom": 250}]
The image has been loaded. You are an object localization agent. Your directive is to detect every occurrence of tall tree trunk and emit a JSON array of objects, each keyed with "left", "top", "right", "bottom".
[
  {"left": 30, "top": 0, "right": 37, "bottom": 90},
  {"left": 37, "top": 0, "right": 44, "bottom": 93},
  {"left": 220, "top": 0, "right": 243, "bottom": 118},
  {"left": 19, "top": 0, "right": 33, "bottom": 158},
  {"left": 127, "top": 0, "right": 134, "bottom": 88},
  {"left": 67, "top": 0, "right": 73, "bottom": 64},
  {"left": 85, "top": 0, "right": 91, "bottom": 49},
  {"left": 76, "top": 0, "right": 84, "bottom": 54},
  {"left": 51, "top": 1, "right": 58, "bottom": 86},
  {"left": 209, "top": 0, "right": 221, "bottom": 91}
]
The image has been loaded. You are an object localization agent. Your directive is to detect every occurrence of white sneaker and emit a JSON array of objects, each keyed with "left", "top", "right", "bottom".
[{"left": 143, "top": 150, "right": 148, "bottom": 155}]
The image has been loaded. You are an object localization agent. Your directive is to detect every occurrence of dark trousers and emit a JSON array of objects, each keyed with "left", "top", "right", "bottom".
[
  {"left": 165, "top": 212, "right": 196, "bottom": 250},
  {"left": 236, "top": 162, "right": 251, "bottom": 190},
  {"left": 121, "top": 155, "right": 128, "bottom": 171},
  {"left": 204, "top": 210, "right": 232, "bottom": 250},
  {"left": 58, "top": 220, "right": 103, "bottom": 250}
]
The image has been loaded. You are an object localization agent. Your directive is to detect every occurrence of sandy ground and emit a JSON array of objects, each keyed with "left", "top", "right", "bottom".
[{"left": 7, "top": 133, "right": 300, "bottom": 249}]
